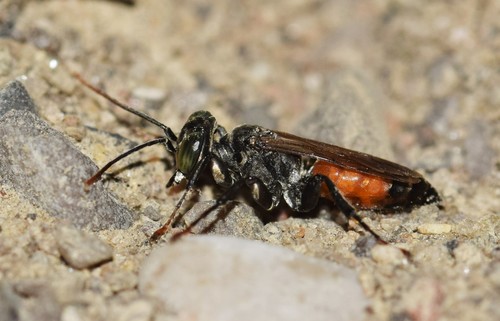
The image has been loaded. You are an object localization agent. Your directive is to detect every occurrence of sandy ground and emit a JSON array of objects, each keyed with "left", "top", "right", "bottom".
[{"left": 0, "top": 1, "right": 499, "bottom": 320}]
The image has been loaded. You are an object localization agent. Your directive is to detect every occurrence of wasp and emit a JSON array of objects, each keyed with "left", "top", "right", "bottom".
[{"left": 75, "top": 74, "right": 441, "bottom": 242}]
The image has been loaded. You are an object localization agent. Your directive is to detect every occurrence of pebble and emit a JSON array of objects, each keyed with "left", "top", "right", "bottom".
[
  {"left": 55, "top": 226, "right": 113, "bottom": 269},
  {"left": 417, "top": 223, "right": 452, "bottom": 235},
  {"left": 0, "top": 105, "right": 137, "bottom": 230},
  {"left": 371, "top": 244, "right": 408, "bottom": 265},
  {"left": 139, "top": 235, "right": 368, "bottom": 321},
  {"left": 141, "top": 199, "right": 163, "bottom": 221},
  {"left": 103, "top": 270, "right": 138, "bottom": 293}
]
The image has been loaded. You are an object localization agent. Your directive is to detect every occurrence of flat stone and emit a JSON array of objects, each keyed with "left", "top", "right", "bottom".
[
  {"left": 55, "top": 226, "right": 113, "bottom": 270},
  {"left": 139, "top": 235, "right": 368, "bottom": 321}
]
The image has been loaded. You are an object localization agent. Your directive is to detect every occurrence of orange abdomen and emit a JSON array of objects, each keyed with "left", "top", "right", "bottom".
[{"left": 312, "top": 160, "right": 392, "bottom": 209}]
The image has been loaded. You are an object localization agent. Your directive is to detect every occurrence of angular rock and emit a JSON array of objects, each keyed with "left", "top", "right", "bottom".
[
  {"left": 0, "top": 80, "right": 37, "bottom": 117},
  {"left": 140, "top": 236, "right": 368, "bottom": 321},
  {"left": 0, "top": 109, "right": 137, "bottom": 230},
  {"left": 55, "top": 226, "right": 113, "bottom": 270}
]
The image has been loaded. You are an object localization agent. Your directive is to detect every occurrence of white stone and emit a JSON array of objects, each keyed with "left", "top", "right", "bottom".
[
  {"left": 139, "top": 235, "right": 368, "bottom": 321},
  {"left": 417, "top": 223, "right": 452, "bottom": 235}
]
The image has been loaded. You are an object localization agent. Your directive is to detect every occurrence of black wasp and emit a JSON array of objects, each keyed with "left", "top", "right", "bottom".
[{"left": 75, "top": 74, "right": 441, "bottom": 241}]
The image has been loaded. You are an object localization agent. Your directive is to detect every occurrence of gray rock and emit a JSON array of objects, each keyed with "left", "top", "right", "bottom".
[
  {"left": 0, "top": 109, "right": 137, "bottom": 230},
  {"left": 55, "top": 226, "right": 113, "bottom": 270},
  {"left": 139, "top": 236, "right": 368, "bottom": 321},
  {"left": 0, "top": 80, "right": 37, "bottom": 117}
]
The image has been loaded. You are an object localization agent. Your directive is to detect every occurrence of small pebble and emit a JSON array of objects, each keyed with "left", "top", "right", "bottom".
[
  {"left": 55, "top": 226, "right": 113, "bottom": 269},
  {"left": 142, "top": 200, "right": 163, "bottom": 221},
  {"left": 104, "top": 270, "right": 138, "bottom": 293},
  {"left": 140, "top": 235, "right": 368, "bottom": 321},
  {"left": 371, "top": 244, "right": 408, "bottom": 265},
  {"left": 417, "top": 223, "right": 452, "bottom": 235}
]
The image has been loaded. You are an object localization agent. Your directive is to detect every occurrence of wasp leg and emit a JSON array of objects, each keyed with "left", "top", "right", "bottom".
[
  {"left": 245, "top": 176, "right": 282, "bottom": 211},
  {"left": 170, "top": 180, "right": 245, "bottom": 241},
  {"left": 284, "top": 176, "right": 322, "bottom": 212},
  {"left": 314, "top": 174, "right": 389, "bottom": 245},
  {"left": 150, "top": 156, "right": 210, "bottom": 241}
]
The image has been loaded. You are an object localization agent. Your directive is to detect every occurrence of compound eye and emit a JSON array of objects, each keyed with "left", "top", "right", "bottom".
[{"left": 176, "top": 134, "right": 205, "bottom": 178}]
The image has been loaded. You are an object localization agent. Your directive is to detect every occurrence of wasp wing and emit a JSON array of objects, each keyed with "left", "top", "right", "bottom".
[{"left": 259, "top": 130, "right": 423, "bottom": 184}]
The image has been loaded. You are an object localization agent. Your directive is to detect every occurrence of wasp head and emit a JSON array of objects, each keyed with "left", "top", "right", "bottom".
[{"left": 169, "top": 111, "right": 217, "bottom": 186}]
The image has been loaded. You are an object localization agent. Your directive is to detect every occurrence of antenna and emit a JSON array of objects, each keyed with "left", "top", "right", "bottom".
[
  {"left": 72, "top": 73, "right": 177, "bottom": 186},
  {"left": 84, "top": 137, "right": 167, "bottom": 186},
  {"left": 72, "top": 72, "right": 177, "bottom": 143}
]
